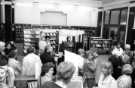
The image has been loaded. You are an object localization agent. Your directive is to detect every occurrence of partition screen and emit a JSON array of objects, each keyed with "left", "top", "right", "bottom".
[{"left": 40, "top": 11, "right": 67, "bottom": 25}]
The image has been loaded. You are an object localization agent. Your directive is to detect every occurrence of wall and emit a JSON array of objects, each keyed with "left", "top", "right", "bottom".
[
  {"left": 15, "top": 3, "right": 40, "bottom": 24},
  {"left": 15, "top": 2, "right": 98, "bottom": 27},
  {"left": 102, "top": 0, "right": 132, "bottom": 10}
]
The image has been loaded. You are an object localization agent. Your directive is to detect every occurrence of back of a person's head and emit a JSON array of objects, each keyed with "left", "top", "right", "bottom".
[
  {"left": 78, "top": 48, "right": 85, "bottom": 57},
  {"left": 56, "top": 62, "right": 75, "bottom": 83}
]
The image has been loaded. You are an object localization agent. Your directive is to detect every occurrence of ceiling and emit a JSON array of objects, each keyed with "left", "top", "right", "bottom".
[{"left": 15, "top": 0, "right": 103, "bottom": 7}]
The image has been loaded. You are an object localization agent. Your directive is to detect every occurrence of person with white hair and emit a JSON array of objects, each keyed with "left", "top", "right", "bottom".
[
  {"left": 124, "top": 44, "right": 133, "bottom": 58},
  {"left": 125, "top": 44, "right": 131, "bottom": 50},
  {"left": 117, "top": 64, "right": 133, "bottom": 88}
]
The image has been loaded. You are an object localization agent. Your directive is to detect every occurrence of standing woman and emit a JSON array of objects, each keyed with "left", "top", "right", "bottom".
[
  {"left": 83, "top": 51, "right": 96, "bottom": 88},
  {"left": 39, "top": 31, "right": 47, "bottom": 55},
  {"left": 98, "top": 61, "right": 117, "bottom": 88}
]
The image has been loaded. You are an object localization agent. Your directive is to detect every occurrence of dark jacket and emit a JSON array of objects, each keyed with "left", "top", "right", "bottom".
[
  {"left": 41, "top": 81, "right": 62, "bottom": 88},
  {"left": 0, "top": 52, "right": 8, "bottom": 66},
  {"left": 40, "top": 52, "right": 55, "bottom": 64}
]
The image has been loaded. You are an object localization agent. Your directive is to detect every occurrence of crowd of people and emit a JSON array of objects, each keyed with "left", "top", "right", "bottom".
[{"left": 0, "top": 39, "right": 135, "bottom": 88}]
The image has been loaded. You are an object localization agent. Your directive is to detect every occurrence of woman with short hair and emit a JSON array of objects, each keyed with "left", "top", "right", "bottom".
[
  {"left": 98, "top": 61, "right": 117, "bottom": 88},
  {"left": 41, "top": 62, "right": 55, "bottom": 85},
  {"left": 41, "top": 62, "right": 75, "bottom": 88}
]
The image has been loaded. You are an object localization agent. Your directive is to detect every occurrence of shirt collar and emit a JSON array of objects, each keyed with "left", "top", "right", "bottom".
[{"left": 55, "top": 80, "right": 67, "bottom": 88}]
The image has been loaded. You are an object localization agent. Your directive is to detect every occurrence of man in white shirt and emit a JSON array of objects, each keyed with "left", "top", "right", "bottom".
[
  {"left": 22, "top": 46, "right": 42, "bottom": 79},
  {"left": 112, "top": 43, "right": 124, "bottom": 57}
]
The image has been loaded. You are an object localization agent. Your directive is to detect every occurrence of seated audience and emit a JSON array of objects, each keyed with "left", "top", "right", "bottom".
[
  {"left": 117, "top": 64, "right": 133, "bottom": 88},
  {"left": 41, "top": 62, "right": 75, "bottom": 88},
  {"left": 41, "top": 62, "right": 55, "bottom": 85},
  {"left": 98, "top": 61, "right": 117, "bottom": 88},
  {"left": 22, "top": 46, "right": 42, "bottom": 79}
]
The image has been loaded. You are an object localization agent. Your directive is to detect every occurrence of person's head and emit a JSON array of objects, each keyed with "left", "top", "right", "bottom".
[
  {"left": 122, "top": 64, "right": 133, "bottom": 75},
  {"left": 0, "top": 41, "right": 5, "bottom": 52},
  {"left": 116, "top": 43, "right": 121, "bottom": 49},
  {"left": 27, "top": 46, "right": 35, "bottom": 54},
  {"left": 86, "top": 51, "right": 94, "bottom": 61},
  {"left": 86, "top": 50, "right": 97, "bottom": 61},
  {"left": 45, "top": 36, "right": 50, "bottom": 41},
  {"left": 56, "top": 62, "right": 75, "bottom": 84},
  {"left": 122, "top": 54, "right": 130, "bottom": 64},
  {"left": 125, "top": 44, "right": 131, "bottom": 50},
  {"left": 6, "top": 41, "right": 16, "bottom": 50},
  {"left": 102, "top": 61, "right": 113, "bottom": 76},
  {"left": 41, "top": 62, "right": 55, "bottom": 77},
  {"left": 8, "top": 49, "right": 17, "bottom": 58},
  {"left": 78, "top": 48, "right": 85, "bottom": 57}
]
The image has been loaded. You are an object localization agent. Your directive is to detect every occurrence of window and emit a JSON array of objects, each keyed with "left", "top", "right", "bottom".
[{"left": 110, "top": 10, "right": 120, "bottom": 24}]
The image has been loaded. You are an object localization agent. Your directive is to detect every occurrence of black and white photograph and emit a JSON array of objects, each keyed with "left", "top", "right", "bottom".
[{"left": 0, "top": 0, "right": 135, "bottom": 88}]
